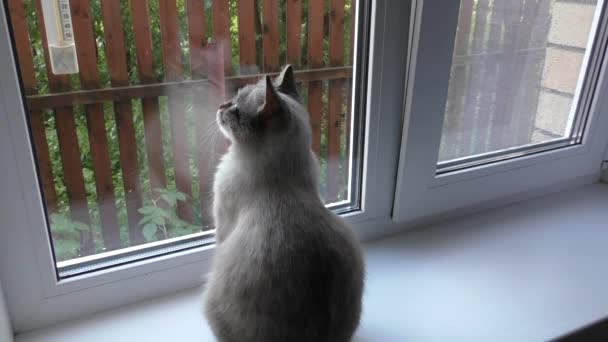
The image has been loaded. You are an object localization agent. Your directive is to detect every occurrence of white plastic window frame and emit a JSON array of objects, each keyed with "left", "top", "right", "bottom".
[
  {"left": 602, "top": 142, "right": 608, "bottom": 182},
  {"left": 393, "top": 0, "right": 608, "bottom": 224},
  {"left": 0, "top": 0, "right": 410, "bottom": 333}
]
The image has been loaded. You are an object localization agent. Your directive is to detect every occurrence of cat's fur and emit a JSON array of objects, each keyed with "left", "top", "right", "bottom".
[{"left": 204, "top": 65, "right": 365, "bottom": 342}]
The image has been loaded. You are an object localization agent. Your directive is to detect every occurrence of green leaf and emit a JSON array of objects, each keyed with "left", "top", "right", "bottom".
[
  {"left": 142, "top": 224, "right": 158, "bottom": 242},
  {"left": 72, "top": 221, "right": 89, "bottom": 232},
  {"left": 49, "top": 213, "right": 89, "bottom": 239},
  {"left": 49, "top": 213, "right": 70, "bottom": 234},
  {"left": 161, "top": 194, "right": 177, "bottom": 207},
  {"left": 151, "top": 216, "right": 165, "bottom": 226},
  {"left": 173, "top": 217, "right": 190, "bottom": 229},
  {"left": 139, "top": 216, "right": 151, "bottom": 226},
  {"left": 158, "top": 209, "right": 173, "bottom": 219},
  {"left": 154, "top": 188, "right": 168, "bottom": 195},
  {"left": 138, "top": 206, "right": 157, "bottom": 215},
  {"left": 174, "top": 192, "right": 187, "bottom": 202},
  {"left": 53, "top": 239, "right": 80, "bottom": 261}
]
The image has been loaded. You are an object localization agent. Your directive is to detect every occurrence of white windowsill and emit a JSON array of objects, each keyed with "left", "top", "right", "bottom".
[{"left": 15, "top": 183, "right": 608, "bottom": 342}]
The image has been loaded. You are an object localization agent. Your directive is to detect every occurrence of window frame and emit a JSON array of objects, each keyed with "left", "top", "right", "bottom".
[
  {"left": 393, "top": 0, "right": 608, "bottom": 223},
  {"left": 0, "top": 0, "right": 409, "bottom": 332},
  {"left": 4, "top": 0, "right": 606, "bottom": 334}
]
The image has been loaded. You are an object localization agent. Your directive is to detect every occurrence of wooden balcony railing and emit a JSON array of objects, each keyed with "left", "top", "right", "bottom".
[{"left": 7, "top": 0, "right": 356, "bottom": 257}]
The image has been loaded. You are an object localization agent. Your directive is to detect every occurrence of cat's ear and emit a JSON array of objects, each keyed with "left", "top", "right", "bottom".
[
  {"left": 258, "top": 75, "right": 281, "bottom": 118},
  {"left": 276, "top": 65, "right": 298, "bottom": 97}
]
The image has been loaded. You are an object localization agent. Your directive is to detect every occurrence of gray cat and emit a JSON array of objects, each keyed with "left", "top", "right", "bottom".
[{"left": 204, "top": 65, "right": 365, "bottom": 342}]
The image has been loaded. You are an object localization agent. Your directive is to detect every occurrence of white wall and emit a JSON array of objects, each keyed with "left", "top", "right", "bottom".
[{"left": 0, "top": 281, "right": 14, "bottom": 342}]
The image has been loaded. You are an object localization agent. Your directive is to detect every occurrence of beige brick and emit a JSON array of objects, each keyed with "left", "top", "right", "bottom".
[
  {"left": 534, "top": 90, "right": 572, "bottom": 136},
  {"left": 549, "top": 2, "right": 596, "bottom": 49},
  {"left": 541, "top": 47, "right": 584, "bottom": 94}
]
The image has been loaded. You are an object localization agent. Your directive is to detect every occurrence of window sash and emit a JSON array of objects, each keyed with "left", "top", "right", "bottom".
[
  {"left": 52, "top": 0, "right": 374, "bottom": 279},
  {"left": 393, "top": 0, "right": 608, "bottom": 223},
  {"left": 0, "top": 0, "right": 408, "bottom": 332},
  {"left": 436, "top": 0, "right": 608, "bottom": 174}
]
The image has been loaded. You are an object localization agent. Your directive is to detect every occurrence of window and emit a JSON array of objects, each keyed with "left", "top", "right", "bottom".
[
  {"left": 2, "top": 0, "right": 606, "bottom": 334},
  {"left": 438, "top": 0, "right": 606, "bottom": 173},
  {"left": 394, "top": 0, "right": 608, "bottom": 223},
  {"left": 2, "top": 0, "right": 407, "bottom": 333},
  {"left": 5, "top": 0, "right": 365, "bottom": 278}
]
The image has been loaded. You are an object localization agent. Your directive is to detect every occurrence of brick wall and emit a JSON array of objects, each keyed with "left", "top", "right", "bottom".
[{"left": 534, "top": 0, "right": 596, "bottom": 141}]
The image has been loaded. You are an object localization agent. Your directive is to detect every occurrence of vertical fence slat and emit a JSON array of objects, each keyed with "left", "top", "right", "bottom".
[
  {"left": 7, "top": 0, "right": 58, "bottom": 214},
  {"left": 515, "top": 0, "right": 551, "bottom": 146},
  {"left": 212, "top": 0, "right": 232, "bottom": 75},
  {"left": 343, "top": 0, "right": 356, "bottom": 198},
  {"left": 7, "top": 0, "right": 35, "bottom": 92},
  {"left": 159, "top": 0, "right": 194, "bottom": 222},
  {"left": 460, "top": 0, "right": 489, "bottom": 156},
  {"left": 130, "top": 1, "right": 167, "bottom": 196},
  {"left": 307, "top": 0, "right": 324, "bottom": 155},
  {"left": 513, "top": 0, "right": 540, "bottom": 147},
  {"left": 327, "top": 0, "right": 345, "bottom": 200},
  {"left": 70, "top": 0, "right": 121, "bottom": 252},
  {"left": 345, "top": 0, "right": 356, "bottom": 156},
  {"left": 490, "top": 0, "right": 525, "bottom": 150},
  {"left": 186, "top": 0, "right": 213, "bottom": 225},
  {"left": 443, "top": 0, "right": 473, "bottom": 160},
  {"left": 187, "top": 0, "right": 208, "bottom": 78},
  {"left": 35, "top": 0, "right": 93, "bottom": 254},
  {"left": 100, "top": 0, "right": 144, "bottom": 247},
  {"left": 237, "top": 0, "right": 257, "bottom": 72},
  {"left": 286, "top": 0, "right": 302, "bottom": 66},
  {"left": 472, "top": 0, "right": 502, "bottom": 155},
  {"left": 159, "top": 0, "right": 185, "bottom": 82},
  {"left": 348, "top": 0, "right": 355, "bottom": 65},
  {"left": 489, "top": 0, "right": 517, "bottom": 150},
  {"left": 263, "top": 0, "right": 280, "bottom": 71}
]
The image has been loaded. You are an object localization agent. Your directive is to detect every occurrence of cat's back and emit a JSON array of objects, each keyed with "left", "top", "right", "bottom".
[
  {"left": 218, "top": 188, "right": 363, "bottom": 289},
  {"left": 207, "top": 188, "right": 364, "bottom": 342},
  {"left": 240, "top": 187, "right": 362, "bottom": 268}
]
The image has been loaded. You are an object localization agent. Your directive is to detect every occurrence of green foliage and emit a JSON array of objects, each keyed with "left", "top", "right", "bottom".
[
  {"left": 138, "top": 188, "right": 201, "bottom": 242},
  {"left": 49, "top": 213, "right": 90, "bottom": 261}
]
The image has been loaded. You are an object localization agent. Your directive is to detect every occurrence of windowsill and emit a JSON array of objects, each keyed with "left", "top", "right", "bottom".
[{"left": 15, "top": 183, "right": 608, "bottom": 342}]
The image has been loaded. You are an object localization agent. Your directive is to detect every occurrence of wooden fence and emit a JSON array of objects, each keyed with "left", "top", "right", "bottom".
[
  {"left": 440, "top": 0, "right": 553, "bottom": 162},
  {"left": 7, "top": 0, "right": 356, "bottom": 256}
]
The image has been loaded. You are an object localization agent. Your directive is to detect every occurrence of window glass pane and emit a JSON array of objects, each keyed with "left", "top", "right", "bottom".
[
  {"left": 7, "top": 0, "right": 364, "bottom": 276},
  {"left": 438, "top": 0, "right": 605, "bottom": 170}
]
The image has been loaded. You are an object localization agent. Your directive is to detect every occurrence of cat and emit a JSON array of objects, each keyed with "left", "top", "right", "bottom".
[{"left": 203, "top": 65, "right": 365, "bottom": 342}]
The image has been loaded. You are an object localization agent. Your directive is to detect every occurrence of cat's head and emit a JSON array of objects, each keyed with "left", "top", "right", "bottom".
[{"left": 216, "top": 65, "right": 310, "bottom": 151}]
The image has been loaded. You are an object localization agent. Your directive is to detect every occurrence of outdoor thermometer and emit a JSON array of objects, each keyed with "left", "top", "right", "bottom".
[{"left": 40, "top": 0, "right": 79, "bottom": 74}]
